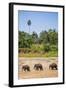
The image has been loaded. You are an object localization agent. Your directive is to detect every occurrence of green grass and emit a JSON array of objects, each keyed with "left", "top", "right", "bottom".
[
  {"left": 18, "top": 44, "right": 58, "bottom": 58},
  {"left": 43, "top": 51, "right": 58, "bottom": 57},
  {"left": 19, "top": 51, "right": 58, "bottom": 58}
]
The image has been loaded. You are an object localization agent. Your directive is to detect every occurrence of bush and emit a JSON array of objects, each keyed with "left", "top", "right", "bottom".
[
  {"left": 31, "top": 44, "right": 43, "bottom": 53},
  {"left": 43, "top": 44, "right": 50, "bottom": 52},
  {"left": 50, "top": 45, "right": 58, "bottom": 51},
  {"left": 19, "top": 48, "right": 31, "bottom": 53}
]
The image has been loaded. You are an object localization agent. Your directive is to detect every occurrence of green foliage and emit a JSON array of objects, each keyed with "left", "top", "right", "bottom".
[
  {"left": 39, "top": 29, "right": 58, "bottom": 45},
  {"left": 43, "top": 44, "right": 50, "bottom": 52},
  {"left": 31, "top": 32, "right": 38, "bottom": 44},
  {"left": 19, "top": 48, "right": 31, "bottom": 53},
  {"left": 19, "top": 51, "right": 58, "bottom": 57},
  {"left": 40, "top": 31, "right": 49, "bottom": 44},
  {"left": 31, "top": 44, "right": 43, "bottom": 53},
  {"left": 18, "top": 28, "right": 58, "bottom": 57},
  {"left": 43, "top": 51, "right": 58, "bottom": 57},
  {"left": 48, "top": 29, "right": 58, "bottom": 45},
  {"left": 50, "top": 45, "right": 58, "bottom": 51},
  {"left": 19, "top": 31, "right": 33, "bottom": 48}
]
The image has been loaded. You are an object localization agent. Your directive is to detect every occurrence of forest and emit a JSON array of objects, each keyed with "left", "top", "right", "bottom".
[{"left": 18, "top": 29, "right": 58, "bottom": 57}]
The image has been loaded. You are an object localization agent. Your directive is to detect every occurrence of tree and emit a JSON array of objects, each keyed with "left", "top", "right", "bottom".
[
  {"left": 32, "top": 31, "right": 38, "bottom": 44},
  {"left": 48, "top": 29, "right": 58, "bottom": 45},
  {"left": 27, "top": 20, "right": 31, "bottom": 33},
  {"left": 39, "top": 31, "right": 49, "bottom": 44},
  {"left": 18, "top": 31, "right": 33, "bottom": 48},
  {"left": 43, "top": 43, "right": 50, "bottom": 52}
]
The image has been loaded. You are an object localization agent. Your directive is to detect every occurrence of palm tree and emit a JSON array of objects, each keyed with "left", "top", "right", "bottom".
[{"left": 27, "top": 20, "right": 31, "bottom": 33}]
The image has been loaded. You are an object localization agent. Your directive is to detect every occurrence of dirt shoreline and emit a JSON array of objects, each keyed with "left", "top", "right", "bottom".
[{"left": 18, "top": 57, "right": 58, "bottom": 79}]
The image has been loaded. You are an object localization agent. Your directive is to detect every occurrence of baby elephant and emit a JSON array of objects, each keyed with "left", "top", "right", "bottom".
[
  {"left": 22, "top": 65, "right": 30, "bottom": 72},
  {"left": 34, "top": 64, "right": 43, "bottom": 71},
  {"left": 49, "top": 63, "right": 57, "bottom": 70}
]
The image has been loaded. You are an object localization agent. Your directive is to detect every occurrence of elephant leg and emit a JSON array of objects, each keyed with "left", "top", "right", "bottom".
[
  {"left": 37, "top": 67, "right": 39, "bottom": 71},
  {"left": 37, "top": 67, "right": 39, "bottom": 70},
  {"left": 56, "top": 67, "right": 57, "bottom": 70},
  {"left": 40, "top": 67, "right": 42, "bottom": 71},
  {"left": 52, "top": 67, "right": 53, "bottom": 70},
  {"left": 24, "top": 68, "right": 27, "bottom": 72},
  {"left": 38, "top": 67, "right": 40, "bottom": 71},
  {"left": 28, "top": 68, "right": 30, "bottom": 71},
  {"left": 34, "top": 66, "right": 36, "bottom": 70},
  {"left": 24, "top": 68, "right": 26, "bottom": 72},
  {"left": 41, "top": 67, "right": 43, "bottom": 70}
]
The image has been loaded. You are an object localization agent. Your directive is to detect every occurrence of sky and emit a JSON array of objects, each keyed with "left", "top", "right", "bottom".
[{"left": 18, "top": 10, "right": 58, "bottom": 35}]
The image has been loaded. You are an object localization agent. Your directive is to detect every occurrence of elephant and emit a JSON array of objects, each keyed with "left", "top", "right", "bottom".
[
  {"left": 22, "top": 65, "right": 30, "bottom": 72},
  {"left": 49, "top": 63, "right": 57, "bottom": 70},
  {"left": 34, "top": 64, "right": 43, "bottom": 71}
]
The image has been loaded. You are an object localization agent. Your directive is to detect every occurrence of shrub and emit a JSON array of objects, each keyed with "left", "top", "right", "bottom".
[
  {"left": 31, "top": 44, "right": 43, "bottom": 53},
  {"left": 50, "top": 45, "right": 58, "bottom": 51},
  {"left": 43, "top": 44, "right": 50, "bottom": 52},
  {"left": 18, "top": 48, "right": 31, "bottom": 53}
]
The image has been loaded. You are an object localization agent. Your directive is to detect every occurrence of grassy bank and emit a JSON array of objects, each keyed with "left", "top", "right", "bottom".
[{"left": 18, "top": 51, "right": 58, "bottom": 58}]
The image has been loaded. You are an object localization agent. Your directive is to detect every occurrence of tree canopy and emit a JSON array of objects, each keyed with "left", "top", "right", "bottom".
[{"left": 19, "top": 29, "right": 58, "bottom": 49}]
